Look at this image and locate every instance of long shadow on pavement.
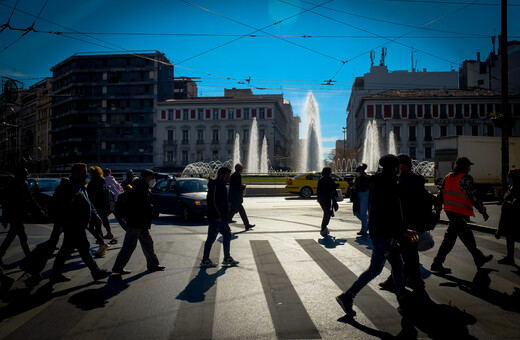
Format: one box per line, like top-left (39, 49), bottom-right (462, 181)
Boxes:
top-left (176, 267), bottom-right (228, 303)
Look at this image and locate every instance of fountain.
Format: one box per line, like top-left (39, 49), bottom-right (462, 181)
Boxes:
top-left (260, 136), bottom-right (269, 174)
top-left (361, 120), bottom-right (381, 172)
top-left (233, 133), bottom-right (241, 170)
top-left (247, 117), bottom-right (260, 173)
top-left (388, 130), bottom-right (397, 155)
top-left (299, 92), bottom-right (324, 172)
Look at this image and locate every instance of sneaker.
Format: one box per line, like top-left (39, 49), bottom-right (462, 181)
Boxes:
top-left (92, 268), bottom-right (111, 281)
top-left (357, 231), bottom-right (368, 236)
top-left (430, 262), bottom-right (451, 274)
top-left (200, 259), bottom-right (217, 268)
top-left (94, 243), bottom-right (110, 256)
top-left (378, 277), bottom-right (395, 292)
top-left (336, 292), bottom-right (356, 316)
top-left (103, 232), bottom-right (114, 240)
top-left (245, 224), bottom-right (255, 231)
top-left (148, 265), bottom-right (165, 271)
top-left (50, 274), bottom-right (71, 283)
top-left (320, 227), bottom-right (330, 237)
top-left (222, 257), bottom-right (240, 266)
top-left (476, 254), bottom-right (493, 268)
top-left (497, 256), bottom-right (516, 265)
top-left (112, 268), bottom-right (131, 275)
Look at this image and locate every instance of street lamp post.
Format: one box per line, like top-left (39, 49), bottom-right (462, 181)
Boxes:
top-left (272, 121), bottom-right (276, 169)
top-left (342, 127), bottom-right (347, 159)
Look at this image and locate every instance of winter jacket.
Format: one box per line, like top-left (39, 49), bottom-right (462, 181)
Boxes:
top-left (317, 176), bottom-right (338, 205)
top-left (207, 178), bottom-right (229, 220)
top-left (228, 172), bottom-right (245, 204)
top-left (87, 176), bottom-right (109, 215)
top-left (125, 179), bottom-right (153, 229)
top-left (367, 170), bottom-right (404, 238)
top-left (2, 177), bottom-right (41, 221)
top-left (398, 171), bottom-right (435, 232)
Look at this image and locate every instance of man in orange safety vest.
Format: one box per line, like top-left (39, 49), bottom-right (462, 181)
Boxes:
top-left (430, 157), bottom-right (492, 274)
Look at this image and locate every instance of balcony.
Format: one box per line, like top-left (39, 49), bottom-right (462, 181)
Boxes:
top-left (163, 140), bottom-right (177, 146)
top-left (424, 136), bottom-right (432, 141)
top-left (408, 136), bottom-right (417, 141)
top-left (197, 139), bottom-right (205, 144)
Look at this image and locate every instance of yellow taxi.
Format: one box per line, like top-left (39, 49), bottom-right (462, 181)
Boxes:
top-left (285, 172), bottom-right (349, 198)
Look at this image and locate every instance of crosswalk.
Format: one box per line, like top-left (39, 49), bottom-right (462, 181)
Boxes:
top-left (0, 223), bottom-right (519, 339)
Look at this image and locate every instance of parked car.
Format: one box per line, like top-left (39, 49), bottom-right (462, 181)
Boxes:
top-left (285, 172), bottom-right (349, 198)
top-left (27, 178), bottom-right (62, 219)
top-left (151, 177), bottom-right (208, 221)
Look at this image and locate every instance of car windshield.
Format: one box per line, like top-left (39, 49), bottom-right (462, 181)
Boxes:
top-left (38, 180), bottom-right (60, 192)
top-left (178, 179), bottom-right (208, 193)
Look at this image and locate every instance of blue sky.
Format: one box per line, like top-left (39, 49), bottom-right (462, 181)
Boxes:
top-left (1, 0), bottom-right (519, 157)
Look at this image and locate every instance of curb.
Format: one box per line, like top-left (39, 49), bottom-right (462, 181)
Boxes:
top-left (439, 219), bottom-right (497, 235)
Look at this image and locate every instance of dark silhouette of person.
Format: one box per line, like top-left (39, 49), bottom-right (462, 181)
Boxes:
top-left (317, 167), bottom-right (339, 237)
top-left (87, 166), bottom-right (113, 240)
top-left (112, 169), bottom-right (164, 274)
top-left (336, 155), bottom-right (408, 317)
top-left (431, 157), bottom-right (492, 274)
top-left (228, 163), bottom-right (255, 231)
top-left (352, 163), bottom-right (370, 236)
top-left (495, 168), bottom-right (520, 266)
top-left (0, 167), bottom-right (43, 268)
top-left (201, 167), bottom-right (239, 267)
top-left (49, 163), bottom-right (111, 283)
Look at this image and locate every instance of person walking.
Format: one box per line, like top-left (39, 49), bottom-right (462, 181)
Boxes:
top-left (49, 163), bottom-right (111, 283)
top-left (431, 157), bottom-right (492, 274)
top-left (336, 155), bottom-right (408, 317)
top-left (0, 167), bottom-right (44, 268)
top-left (352, 163), bottom-right (370, 236)
top-left (112, 169), bottom-right (164, 274)
top-left (495, 168), bottom-right (520, 266)
top-left (200, 167), bottom-right (239, 267)
top-left (103, 168), bottom-right (124, 230)
top-left (228, 163), bottom-right (255, 231)
top-left (121, 170), bottom-right (136, 191)
top-left (87, 166), bottom-right (113, 240)
top-left (317, 167), bottom-right (339, 237)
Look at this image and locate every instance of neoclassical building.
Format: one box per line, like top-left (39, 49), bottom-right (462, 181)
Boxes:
top-left (156, 88), bottom-right (300, 171)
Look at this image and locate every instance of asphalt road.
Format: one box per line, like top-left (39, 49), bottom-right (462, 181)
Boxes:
top-left (0, 197), bottom-right (519, 339)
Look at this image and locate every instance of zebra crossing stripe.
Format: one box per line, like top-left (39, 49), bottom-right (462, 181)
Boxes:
top-left (297, 239), bottom-right (403, 335)
top-left (250, 240), bottom-right (321, 339)
top-left (170, 241), bottom-right (222, 339)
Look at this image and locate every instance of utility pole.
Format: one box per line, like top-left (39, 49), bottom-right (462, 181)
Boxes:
top-left (501, 0), bottom-right (510, 191)
top-left (342, 126), bottom-right (347, 159)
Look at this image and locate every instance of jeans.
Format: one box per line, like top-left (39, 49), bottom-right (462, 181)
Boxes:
top-left (51, 227), bottom-right (99, 276)
top-left (112, 227), bottom-right (159, 271)
top-left (203, 219), bottom-right (232, 260)
top-left (349, 237), bottom-right (405, 297)
top-left (0, 218), bottom-right (31, 259)
top-left (354, 190), bottom-right (369, 233)
top-left (319, 200), bottom-right (333, 229)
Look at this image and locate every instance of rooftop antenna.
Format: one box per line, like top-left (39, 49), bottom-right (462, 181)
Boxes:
top-left (379, 47), bottom-right (387, 66)
top-left (370, 50), bottom-right (375, 67)
top-left (411, 48), bottom-right (415, 72)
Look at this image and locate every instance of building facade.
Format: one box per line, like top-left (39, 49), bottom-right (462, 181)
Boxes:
top-left (50, 51), bottom-right (174, 172)
top-left (156, 88), bottom-right (299, 171)
top-left (351, 89), bottom-right (520, 161)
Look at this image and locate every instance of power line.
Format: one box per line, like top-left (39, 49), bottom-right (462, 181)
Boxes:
top-left (384, 0), bottom-right (520, 5)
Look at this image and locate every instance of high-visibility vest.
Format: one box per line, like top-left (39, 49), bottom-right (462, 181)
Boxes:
top-left (443, 173), bottom-right (474, 216)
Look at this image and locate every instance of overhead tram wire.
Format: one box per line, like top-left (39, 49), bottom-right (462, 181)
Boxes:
top-left (298, 0), bottom-right (491, 37)
top-left (178, 0), bottom-right (344, 65)
top-left (383, 0), bottom-right (520, 6)
top-left (281, 0), bottom-right (482, 82)
top-left (0, 0), bottom-right (19, 33)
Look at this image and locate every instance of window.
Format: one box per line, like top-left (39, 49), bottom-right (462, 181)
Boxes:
top-left (243, 129), bottom-right (249, 142)
top-left (182, 129), bottom-right (189, 143)
top-left (244, 108), bottom-right (250, 120)
top-left (212, 150), bottom-right (219, 161)
top-left (183, 109), bottom-right (189, 120)
top-left (392, 104), bottom-right (400, 119)
top-left (409, 126), bottom-right (416, 141)
top-left (472, 125), bottom-right (479, 136)
top-left (375, 105), bottom-right (382, 119)
top-left (367, 105), bottom-right (374, 118)
top-left (213, 109), bottom-right (219, 120)
top-left (182, 151), bottom-right (188, 163)
top-left (228, 129), bottom-right (234, 142)
top-left (424, 126), bottom-right (432, 140)
top-left (425, 147), bottom-right (432, 159)
top-left (198, 109), bottom-right (204, 120)
top-left (259, 108), bottom-right (265, 119)
top-left (393, 126), bottom-right (401, 141)
top-left (471, 104), bottom-right (478, 118)
top-left (197, 129), bottom-right (204, 142)
top-left (228, 109), bottom-right (235, 119)
top-left (167, 151), bottom-right (174, 162)
top-left (456, 126), bottom-right (463, 136)
top-left (479, 103), bottom-right (486, 117)
top-left (408, 104), bottom-right (416, 118)
top-left (168, 109), bottom-right (174, 120)
top-left (212, 129), bottom-right (219, 142)
top-left (197, 150), bottom-right (204, 161)
top-left (440, 104), bottom-right (447, 118)
top-left (456, 104), bottom-right (463, 118)
top-left (440, 125), bottom-right (447, 137)
top-left (167, 129), bottom-right (174, 141)
top-left (409, 147), bottom-right (416, 159)
top-left (384, 105), bottom-right (391, 118)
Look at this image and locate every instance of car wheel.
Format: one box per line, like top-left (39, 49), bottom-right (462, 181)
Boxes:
top-left (182, 205), bottom-right (190, 221)
top-left (300, 186), bottom-right (313, 198)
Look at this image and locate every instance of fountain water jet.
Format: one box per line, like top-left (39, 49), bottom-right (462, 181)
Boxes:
top-left (388, 130), bottom-right (397, 155)
top-left (233, 133), bottom-right (241, 169)
top-left (247, 117), bottom-right (260, 173)
top-left (260, 136), bottom-right (268, 174)
top-left (299, 92), bottom-right (324, 172)
top-left (361, 120), bottom-right (381, 172)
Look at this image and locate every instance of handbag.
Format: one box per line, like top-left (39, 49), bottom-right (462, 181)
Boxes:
top-left (417, 231), bottom-right (435, 251)
top-left (335, 188), bottom-right (344, 202)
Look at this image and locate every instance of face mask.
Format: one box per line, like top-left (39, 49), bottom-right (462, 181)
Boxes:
top-left (355, 172), bottom-right (361, 177)
top-left (148, 179), bottom-right (156, 188)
